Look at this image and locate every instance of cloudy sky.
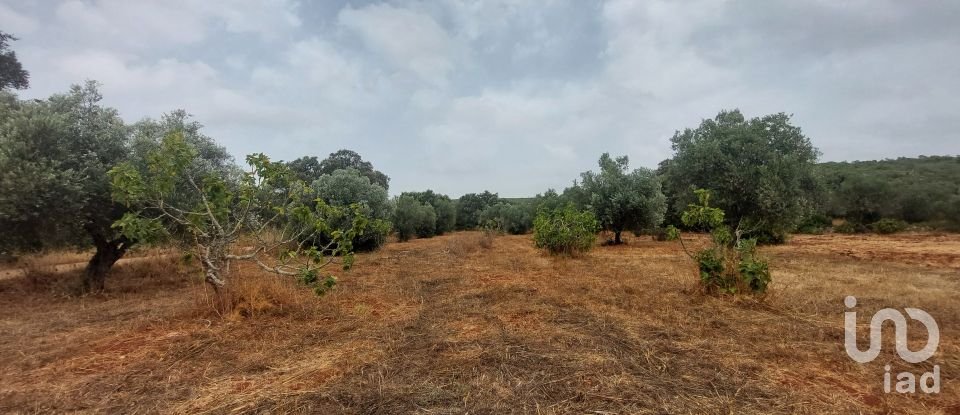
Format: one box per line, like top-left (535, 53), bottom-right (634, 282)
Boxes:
top-left (3, 1), bottom-right (958, 196)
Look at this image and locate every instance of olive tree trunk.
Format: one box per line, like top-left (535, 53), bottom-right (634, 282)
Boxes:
top-left (82, 233), bottom-right (132, 292)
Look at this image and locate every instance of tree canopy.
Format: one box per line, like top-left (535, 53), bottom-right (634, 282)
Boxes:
top-left (311, 168), bottom-right (393, 251)
top-left (817, 156), bottom-right (960, 228)
top-left (0, 32), bottom-right (29, 91)
top-left (0, 82), bottom-right (130, 289)
top-left (660, 110), bottom-right (820, 243)
top-left (288, 149), bottom-right (390, 190)
top-left (479, 202), bottom-right (533, 235)
top-left (456, 191), bottom-right (500, 230)
top-left (111, 133), bottom-right (364, 294)
top-left (393, 195), bottom-right (436, 241)
top-left (575, 153), bottom-right (667, 244)
top-left (403, 190), bottom-right (457, 235)
top-left (0, 82), bottom-right (237, 290)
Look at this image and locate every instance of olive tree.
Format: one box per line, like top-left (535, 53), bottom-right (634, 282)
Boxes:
top-left (287, 149), bottom-right (389, 190)
top-left (479, 202), bottom-right (533, 235)
top-left (828, 173), bottom-right (896, 225)
top-left (311, 168), bottom-right (392, 251)
top-left (393, 195), bottom-right (436, 241)
top-left (404, 190), bottom-right (457, 235)
top-left (110, 132), bottom-right (365, 294)
top-left (285, 155), bottom-right (323, 184)
top-left (456, 191), bottom-right (499, 230)
top-left (662, 110), bottom-right (820, 243)
top-left (575, 153), bottom-right (667, 244)
top-left (0, 82), bottom-right (131, 290)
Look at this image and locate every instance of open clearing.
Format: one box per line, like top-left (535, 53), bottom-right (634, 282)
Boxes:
top-left (0, 233), bottom-right (957, 414)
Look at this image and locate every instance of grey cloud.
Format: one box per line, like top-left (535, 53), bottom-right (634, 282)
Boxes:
top-left (2, 0), bottom-right (957, 197)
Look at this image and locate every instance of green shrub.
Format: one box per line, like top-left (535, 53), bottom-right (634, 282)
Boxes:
top-left (667, 189), bottom-right (771, 295)
top-left (949, 196), bottom-right (960, 231)
top-left (650, 227), bottom-right (670, 241)
top-left (393, 195), bottom-right (436, 242)
top-left (533, 205), bottom-right (599, 256)
top-left (872, 218), bottom-right (907, 234)
top-left (796, 213), bottom-right (831, 234)
top-left (479, 202), bottom-right (532, 235)
top-left (834, 221), bottom-right (868, 234)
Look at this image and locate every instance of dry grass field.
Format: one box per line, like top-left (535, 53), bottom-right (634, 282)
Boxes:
top-left (0, 232), bottom-right (957, 414)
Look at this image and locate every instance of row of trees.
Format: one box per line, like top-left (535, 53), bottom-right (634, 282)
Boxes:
top-left (0, 79), bottom-right (408, 292)
top-left (817, 156), bottom-right (960, 231)
top-left (0, 78), bottom-right (478, 291)
top-left (1, 30), bottom-right (956, 295)
top-left (463, 113), bottom-right (959, 243)
top-left (2, 80), bottom-right (949, 292)
top-left (521, 110), bottom-right (818, 249)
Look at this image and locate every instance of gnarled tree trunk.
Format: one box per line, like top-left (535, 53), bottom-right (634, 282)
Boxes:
top-left (200, 241), bottom-right (230, 293)
top-left (82, 233), bottom-right (132, 292)
top-left (614, 230), bottom-right (623, 245)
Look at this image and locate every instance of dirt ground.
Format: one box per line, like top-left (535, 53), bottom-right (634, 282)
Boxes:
top-left (0, 232), bottom-right (957, 414)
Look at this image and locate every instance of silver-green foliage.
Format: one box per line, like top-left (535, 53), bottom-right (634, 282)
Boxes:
top-left (479, 202), bottom-right (532, 235)
top-left (393, 195), bottom-right (436, 241)
top-left (662, 110), bottom-right (820, 243)
top-left (312, 168), bottom-right (392, 251)
top-left (575, 153), bottom-right (667, 244)
top-left (0, 83), bottom-right (139, 290)
top-left (404, 190), bottom-right (457, 235)
top-left (0, 32), bottom-right (29, 91)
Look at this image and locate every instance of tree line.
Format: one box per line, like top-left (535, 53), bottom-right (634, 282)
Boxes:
top-left (1, 31), bottom-right (958, 294)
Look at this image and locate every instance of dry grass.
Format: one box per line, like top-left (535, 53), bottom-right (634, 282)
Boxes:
top-left (0, 246), bottom-right (174, 271)
top-left (444, 231), bottom-right (495, 256)
top-left (0, 246), bottom-right (177, 283)
top-left (0, 232), bottom-right (958, 414)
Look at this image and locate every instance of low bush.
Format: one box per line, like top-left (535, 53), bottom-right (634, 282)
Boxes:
top-left (650, 227), bottom-right (670, 241)
top-left (796, 213), bottom-right (832, 234)
top-left (533, 205), bottom-right (598, 256)
top-left (834, 221), bottom-right (868, 234)
top-left (950, 196), bottom-right (960, 228)
top-left (667, 189), bottom-right (771, 295)
top-left (872, 218), bottom-right (908, 234)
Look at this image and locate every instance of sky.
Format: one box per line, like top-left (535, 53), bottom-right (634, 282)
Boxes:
top-left (2, 0), bottom-right (959, 197)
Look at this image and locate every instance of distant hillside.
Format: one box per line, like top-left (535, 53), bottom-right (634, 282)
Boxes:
top-left (819, 155), bottom-right (960, 186)
top-left (817, 155), bottom-right (960, 226)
